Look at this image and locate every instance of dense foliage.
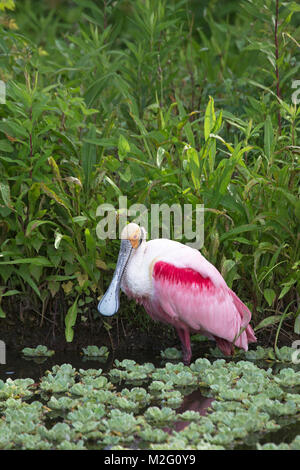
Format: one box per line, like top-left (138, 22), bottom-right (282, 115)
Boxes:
top-left (0, 0), bottom-right (299, 346)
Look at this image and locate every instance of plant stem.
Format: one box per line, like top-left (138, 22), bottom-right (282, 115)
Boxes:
top-left (274, 0), bottom-right (281, 135)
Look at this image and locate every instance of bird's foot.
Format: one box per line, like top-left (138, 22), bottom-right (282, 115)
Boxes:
top-left (182, 349), bottom-right (192, 366)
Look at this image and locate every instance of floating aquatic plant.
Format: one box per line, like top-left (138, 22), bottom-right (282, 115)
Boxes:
top-left (21, 345), bottom-right (55, 357)
top-left (138, 426), bottom-right (169, 443)
top-left (160, 347), bottom-right (182, 360)
top-left (178, 410), bottom-right (203, 422)
top-left (274, 368), bottom-right (300, 387)
top-left (161, 390), bottom-right (183, 409)
top-left (104, 409), bottom-right (140, 435)
top-left (257, 436), bottom-right (300, 451)
top-left (38, 422), bottom-right (75, 442)
top-left (40, 373), bottom-right (75, 393)
top-left (111, 396), bottom-right (138, 413)
top-left (47, 396), bottom-right (78, 411)
top-left (144, 406), bottom-right (176, 426)
top-left (274, 347), bottom-right (298, 363)
top-left (109, 360), bottom-right (155, 385)
top-left (120, 387), bottom-right (151, 408)
top-left (82, 346), bottom-right (109, 358)
top-left (82, 375), bottom-right (113, 390)
top-left (78, 368), bottom-right (103, 377)
top-left (1, 351), bottom-right (300, 450)
top-left (244, 346), bottom-right (275, 361)
top-left (56, 440), bottom-right (86, 450)
top-left (40, 363), bottom-right (76, 393)
top-left (0, 378), bottom-right (34, 400)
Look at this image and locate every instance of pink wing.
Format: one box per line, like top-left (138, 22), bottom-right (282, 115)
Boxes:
top-left (147, 260), bottom-right (256, 353)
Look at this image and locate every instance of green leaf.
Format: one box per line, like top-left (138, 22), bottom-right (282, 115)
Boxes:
top-left (156, 147), bottom-right (165, 168)
top-left (0, 139), bottom-right (13, 152)
top-left (40, 183), bottom-right (71, 215)
top-left (204, 96), bottom-right (216, 141)
top-left (264, 115), bottom-right (273, 160)
top-left (81, 124), bottom-right (97, 191)
top-left (186, 147), bottom-right (200, 190)
top-left (119, 165), bottom-right (131, 183)
top-left (85, 228), bottom-right (96, 259)
top-left (263, 288), bottom-right (276, 307)
top-left (17, 266), bottom-right (41, 299)
top-left (118, 135), bottom-right (130, 161)
top-left (0, 0), bottom-right (15, 12)
top-left (279, 280), bottom-right (296, 299)
top-left (0, 181), bottom-right (12, 208)
top-left (104, 176), bottom-right (122, 196)
top-left (255, 315), bottom-right (282, 331)
top-left (219, 224), bottom-right (260, 242)
top-left (72, 216), bottom-right (88, 225)
top-left (25, 220), bottom-right (55, 237)
top-left (0, 257), bottom-right (52, 266)
top-left (294, 313), bottom-right (300, 335)
top-left (65, 297), bottom-right (79, 342)
top-left (0, 305), bottom-right (5, 318)
top-left (1, 289), bottom-right (21, 297)
top-left (175, 93), bottom-right (195, 147)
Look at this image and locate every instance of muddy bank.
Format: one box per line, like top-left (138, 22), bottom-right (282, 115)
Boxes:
top-left (0, 299), bottom-right (296, 357)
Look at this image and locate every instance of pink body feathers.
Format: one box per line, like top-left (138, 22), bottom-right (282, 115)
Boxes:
top-left (118, 231), bottom-right (256, 365)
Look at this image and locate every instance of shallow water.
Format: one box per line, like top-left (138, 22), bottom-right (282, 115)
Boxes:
top-left (0, 347), bottom-right (161, 381)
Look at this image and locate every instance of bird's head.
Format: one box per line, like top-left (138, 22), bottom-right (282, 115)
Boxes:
top-left (97, 223), bottom-right (146, 317)
top-left (120, 222), bottom-right (146, 249)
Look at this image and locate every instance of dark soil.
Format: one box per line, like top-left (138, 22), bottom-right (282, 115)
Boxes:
top-left (0, 298), bottom-right (297, 356)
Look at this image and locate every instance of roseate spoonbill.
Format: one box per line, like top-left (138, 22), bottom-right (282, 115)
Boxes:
top-left (98, 223), bottom-right (256, 364)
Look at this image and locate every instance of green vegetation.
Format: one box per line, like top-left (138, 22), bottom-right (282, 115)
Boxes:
top-left (0, 352), bottom-right (299, 450)
top-left (82, 345), bottom-right (109, 358)
top-left (21, 344), bottom-right (54, 356)
top-left (0, 0), bottom-right (299, 346)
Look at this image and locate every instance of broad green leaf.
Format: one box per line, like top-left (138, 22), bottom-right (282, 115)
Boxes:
top-left (0, 139), bottom-right (13, 152)
top-left (118, 134), bottom-right (130, 161)
top-left (0, 181), bottom-right (12, 208)
top-left (65, 297), bottom-right (79, 342)
top-left (263, 288), bottom-right (276, 306)
top-left (254, 315), bottom-right (282, 331)
top-left (204, 96), bottom-right (216, 141)
top-left (0, 0), bottom-right (15, 12)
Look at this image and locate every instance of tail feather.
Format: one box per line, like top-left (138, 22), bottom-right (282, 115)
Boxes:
top-left (229, 288), bottom-right (252, 328)
top-left (215, 289), bottom-right (257, 354)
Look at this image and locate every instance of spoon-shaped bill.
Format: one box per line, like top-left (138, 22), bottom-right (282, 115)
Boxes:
top-left (97, 239), bottom-right (132, 316)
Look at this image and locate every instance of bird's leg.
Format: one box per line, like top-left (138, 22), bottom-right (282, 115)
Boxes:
top-left (176, 328), bottom-right (192, 365)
